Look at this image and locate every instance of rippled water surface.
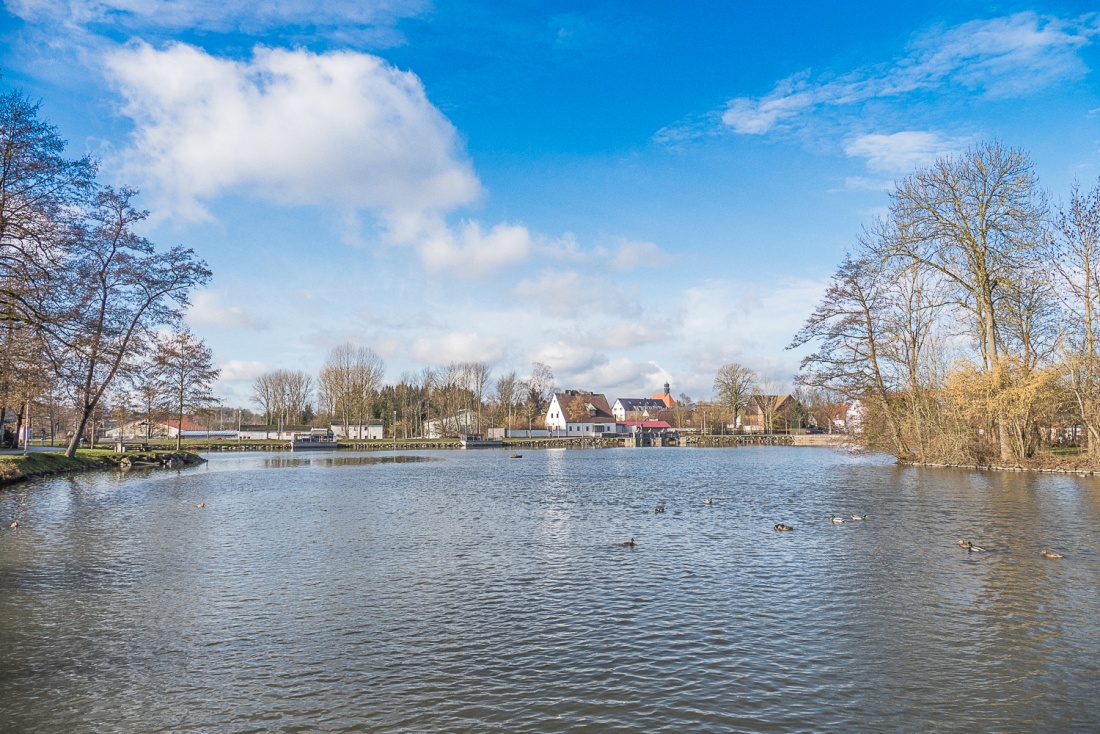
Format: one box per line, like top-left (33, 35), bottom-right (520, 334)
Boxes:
top-left (2, 447), bottom-right (1100, 732)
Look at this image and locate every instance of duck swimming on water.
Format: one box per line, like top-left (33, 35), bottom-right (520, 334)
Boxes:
top-left (774, 523), bottom-right (794, 532)
top-left (621, 538), bottom-right (636, 547)
top-left (654, 505), bottom-right (666, 514)
top-left (828, 515), bottom-right (844, 523)
top-left (1041, 549), bottom-right (1064, 559)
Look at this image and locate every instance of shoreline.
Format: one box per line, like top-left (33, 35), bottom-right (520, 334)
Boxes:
top-left (898, 459), bottom-right (1100, 477)
top-left (0, 450), bottom-right (206, 489)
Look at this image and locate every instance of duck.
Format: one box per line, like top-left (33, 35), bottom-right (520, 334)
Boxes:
top-left (509, 454), bottom-right (522, 459)
top-left (774, 523), bottom-right (794, 532)
top-left (621, 538), bottom-right (636, 547)
top-left (957, 539), bottom-right (969, 548)
top-left (196, 502), bottom-right (205, 509)
top-left (9, 521), bottom-right (17, 529)
top-left (1041, 549), bottom-right (1064, 559)
top-left (703, 498), bottom-right (715, 505)
top-left (965, 542), bottom-right (986, 552)
top-left (654, 505), bottom-right (666, 514)
top-left (850, 514), bottom-right (867, 521)
top-left (828, 515), bottom-right (844, 523)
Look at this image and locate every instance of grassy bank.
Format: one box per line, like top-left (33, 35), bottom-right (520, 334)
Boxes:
top-left (0, 450), bottom-right (205, 488)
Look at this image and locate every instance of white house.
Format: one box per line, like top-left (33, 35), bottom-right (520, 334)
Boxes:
top-left (612, 397), bottom-right (667, 421)
top-left (423, 409), bottom-right (476, 439)
top-left (545, 391), bottom-right (619, 437)
top-left (331, 422), bottom-right (385, 440)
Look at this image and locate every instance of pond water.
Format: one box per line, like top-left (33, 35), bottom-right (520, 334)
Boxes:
top-left (2, 447), bottom-right (1099, 732)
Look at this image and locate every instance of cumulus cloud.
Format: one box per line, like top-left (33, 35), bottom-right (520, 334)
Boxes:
top-left (408, 332), bottom-right (507, 364)
top-left (105, 42), bottom-right (481, 221)
top-left (218, 359), bottom-right (267, 382)
top-left (409, 218), bottom-right (533, 278)
top-left (186, 290), bottom-right (269, 330)
top-left (571, 358), bottom-right (668, 393)
top-left (691, 12), bottom-right (1100, 138)
top-left (529, 341), bottom-right (601, 374)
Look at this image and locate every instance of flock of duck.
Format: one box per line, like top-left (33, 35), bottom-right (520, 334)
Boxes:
top-left (619, 499), bottom-right (1068, 559)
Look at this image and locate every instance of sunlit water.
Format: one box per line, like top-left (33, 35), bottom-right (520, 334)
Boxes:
top-left (2, 447), bottom-right (1099, 732)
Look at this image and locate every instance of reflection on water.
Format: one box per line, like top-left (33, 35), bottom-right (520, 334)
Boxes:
top-left (260, 454), bottom-right (437, 469)
top-left (1, 447), bottom-right (1099, 732)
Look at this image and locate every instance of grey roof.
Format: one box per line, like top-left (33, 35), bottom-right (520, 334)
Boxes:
top-left (616, 398), bottom-right (667, 411)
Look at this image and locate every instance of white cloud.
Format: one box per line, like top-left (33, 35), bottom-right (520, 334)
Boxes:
top-left (607, 237), bottom-right (670, 271)
top-left (408, 332), bottom-right (507, 364)
top-left (679, 276), bottom-right (830, 386)
top-left (106, 42), bottom-right (481, 221)
top-left (529, 341), bottom-right (601, 374)
top-left (410, 218), bottom-right (533, 278)
top-left (598, 323), bottom-right (669, 349)
top-left (713, 12), bottom-right (1100, 136)
top-left (844, 131), bottom-right (972, 173)
top-left (511, 271), bottom-right (591, 316)
top-left (186, 290), bottom-right (269, 330)
top-left (218, 359), bottom-right (267, 382)
top-left (572, 358), bottom-right (666, 393)
top-left (721, 73), bottom-right (815, 134)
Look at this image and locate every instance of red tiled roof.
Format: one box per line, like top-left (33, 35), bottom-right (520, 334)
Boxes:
top-left (620, 420), bottom-right (672, 429)
top-left (164, 418), bottom-right (206, 432)
top-left (651, 392), bottom-right (677, 408)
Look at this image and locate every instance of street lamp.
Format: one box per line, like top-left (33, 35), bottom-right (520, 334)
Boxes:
top-left (393, 410), bottom-right (397, 452)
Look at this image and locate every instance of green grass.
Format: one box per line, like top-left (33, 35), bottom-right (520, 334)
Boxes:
top-left (1, 449), bottom-right (204, 487)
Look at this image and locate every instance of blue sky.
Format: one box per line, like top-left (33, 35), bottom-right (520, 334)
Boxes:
top-left (2, 1), bottom-right (1099, 406)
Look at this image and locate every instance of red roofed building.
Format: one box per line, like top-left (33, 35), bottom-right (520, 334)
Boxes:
top-left (651, 382), bottom-right (677, 408)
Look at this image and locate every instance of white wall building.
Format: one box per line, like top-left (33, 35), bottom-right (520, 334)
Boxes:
top-left (331, 423), bottom-right (385, 440)
top-left (545, 391), bottom-right (619, 437)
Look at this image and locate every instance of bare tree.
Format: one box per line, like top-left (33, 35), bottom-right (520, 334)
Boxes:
top-left (1047, 179), bottom-right (1100, 454)
top-left (790, 253), bottom-right (906, 454)
top-left (0, 90), bottom-right (96, 328)
top-left (44, 188), bottom-right (210, 457)
top-left (886, 141), bottom-right (1047, 460)
top-left (153, 327), bottom-right (220, 450)
top-left (319, 343), bottom-right (385, 433)
top-left (713, 363), bottom-right (756, 431)
top-left (253, 369), bottom-right (315, 425)
top-left (521, 362), bottom-right (555, 431)
top-left (467, 361), bottom-right (491, 432)
top-left (494, 371), bottom-right (518, 429)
